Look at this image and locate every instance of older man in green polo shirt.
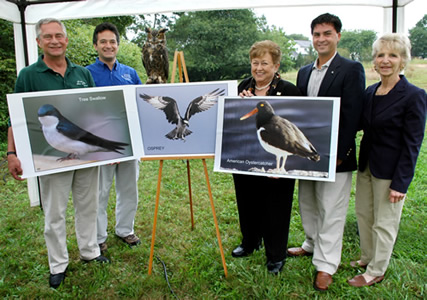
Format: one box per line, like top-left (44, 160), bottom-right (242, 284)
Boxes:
top-left (7, 18), bottom-right (109, 289)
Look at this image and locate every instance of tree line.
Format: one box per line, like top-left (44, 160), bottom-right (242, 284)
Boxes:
top-left (1, 11), bottom-right (426, 143)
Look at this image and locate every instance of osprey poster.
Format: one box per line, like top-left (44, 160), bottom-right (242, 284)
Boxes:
top-left (214, 96), bottom-right (340, 181)
top-left (7, 86), bottom-right (142, 178)
top-left (136, 81), bottom-right (237, 158)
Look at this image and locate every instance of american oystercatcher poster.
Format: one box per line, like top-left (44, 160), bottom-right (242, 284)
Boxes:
top-left (214, 96), bottom-right (340, 181)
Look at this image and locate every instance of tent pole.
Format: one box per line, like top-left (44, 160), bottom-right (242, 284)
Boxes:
top-left (392, 0), bottom-right (398, 33)
top-left (17, 0), bottom-right (30, 66)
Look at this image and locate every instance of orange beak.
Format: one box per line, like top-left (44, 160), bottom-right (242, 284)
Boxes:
top-left (240, 107), bottom-right (258, 120)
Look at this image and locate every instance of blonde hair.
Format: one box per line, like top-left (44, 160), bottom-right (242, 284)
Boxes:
top-left (249, 40), bottom-right (281, 65)
top-left (372, 33), bottom-right (411, 69)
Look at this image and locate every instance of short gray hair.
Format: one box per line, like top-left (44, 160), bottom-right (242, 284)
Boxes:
top-left (36, 18), bottom-right (67, 39)
top-left (372, 33), bottom-right (411, 69)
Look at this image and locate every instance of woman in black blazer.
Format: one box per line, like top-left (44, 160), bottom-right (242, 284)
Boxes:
top-left (348, 33), bottom-right (426, 287)
top-left (231, 40), bottom-right (301, 274)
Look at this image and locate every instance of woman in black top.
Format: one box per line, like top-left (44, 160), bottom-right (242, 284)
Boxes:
top-left (231, 40), bottom-right (301, 274)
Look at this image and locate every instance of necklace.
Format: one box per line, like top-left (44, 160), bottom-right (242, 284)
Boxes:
top-left (255, 80), bottom-right (272, 90)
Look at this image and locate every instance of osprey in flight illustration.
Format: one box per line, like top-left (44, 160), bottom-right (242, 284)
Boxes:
top-left (139, 88), bottom-right (224, 140)
top-left (240, 100), bottom-right (320, 173)
top-left (38, 104), bottom-right (128, 161)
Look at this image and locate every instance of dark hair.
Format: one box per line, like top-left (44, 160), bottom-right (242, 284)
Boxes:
top-left (311, 13), bottom-right (342, 34)
top-left (93, 22), bottom-right (120, 45)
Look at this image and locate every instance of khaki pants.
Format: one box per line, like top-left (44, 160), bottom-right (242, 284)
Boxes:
top-left (355, 166), bottom-right (405, 277)
top-left (97, 160), bottom-right (139, 243)
top-left (298, 172), bottom-right (353, 275)
top-left (40, 167), bottom-right (100, 274)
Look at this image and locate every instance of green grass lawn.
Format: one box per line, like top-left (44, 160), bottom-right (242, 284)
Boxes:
top-left (0, 61), bottom-right (425, 298)
top-left (0, 152), bottom-right (425, 299)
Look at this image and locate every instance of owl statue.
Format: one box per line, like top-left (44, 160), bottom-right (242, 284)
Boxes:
top-left (142, 27), bottom-right (169, 84)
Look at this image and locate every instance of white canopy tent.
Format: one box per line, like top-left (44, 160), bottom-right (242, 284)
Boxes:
top-left (0, 0), bottom-right (416, 72)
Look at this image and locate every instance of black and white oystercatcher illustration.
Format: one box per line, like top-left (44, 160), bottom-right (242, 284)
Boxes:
top-left (240, 100), bottom-right (320, 172)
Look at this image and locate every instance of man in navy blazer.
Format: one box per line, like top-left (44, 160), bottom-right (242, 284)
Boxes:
top-left (287, 13), bottom-right (365, 291)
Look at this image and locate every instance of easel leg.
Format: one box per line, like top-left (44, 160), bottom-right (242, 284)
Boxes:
top-left (186, 160), bottom-right (195, 230)
top-left (202, 159), bottom-right (228, 277)
top-left (148, 160), bottom-right (164, 275)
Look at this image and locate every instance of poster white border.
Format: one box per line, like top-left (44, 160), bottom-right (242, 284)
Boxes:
top-left (7, 85), bottom-right (142, 178)
top-left (214, 96), bottom-right (340, 181)
top-left (136, 80), bottom-right (237, 159)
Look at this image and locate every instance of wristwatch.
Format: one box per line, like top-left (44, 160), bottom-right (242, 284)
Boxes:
top-left (7, 151), bottom-right (17, 156)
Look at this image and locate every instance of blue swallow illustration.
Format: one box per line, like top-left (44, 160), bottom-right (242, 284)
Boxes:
top-left (37, 104), bottom-right (128, 161)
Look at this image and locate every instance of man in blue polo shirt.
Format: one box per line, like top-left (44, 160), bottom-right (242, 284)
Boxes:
top-left (86, 22), bottom-right (142, 252)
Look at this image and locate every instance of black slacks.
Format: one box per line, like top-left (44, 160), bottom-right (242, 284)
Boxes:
top-left (233, 173), bottom-right (295, 262)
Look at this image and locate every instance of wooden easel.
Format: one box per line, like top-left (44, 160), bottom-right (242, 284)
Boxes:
top-left (171, 51), bottom-right (189, 83)
top-left (146, 51), bottom-right (227, 277)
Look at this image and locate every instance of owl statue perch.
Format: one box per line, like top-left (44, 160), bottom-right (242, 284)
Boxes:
top-left (142, 27), bottom-right (169, 84)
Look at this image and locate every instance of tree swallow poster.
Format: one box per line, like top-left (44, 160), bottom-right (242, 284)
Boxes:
top-left (17, 88), bottom-right (135, 175)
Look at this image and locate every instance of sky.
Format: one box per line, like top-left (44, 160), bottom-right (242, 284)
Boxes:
top-left (253, 0), bottom-right (426, 39)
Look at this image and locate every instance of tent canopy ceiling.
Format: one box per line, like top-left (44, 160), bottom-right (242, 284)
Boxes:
top-left (0, 0), bottom-right (415, 24)
top-left (0, 0), bottom-right (416, 71)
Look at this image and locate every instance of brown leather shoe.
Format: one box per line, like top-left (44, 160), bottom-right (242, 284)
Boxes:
top-left (118, 234), bottom-right (141, 246)
top-left (99, 242), bottom-right (107, 252)
top-left (348, 274), bottom-right (384, 287)
top-left (287, 247), bottom-right (313, 257)
top-left (314, 271), bottom-right (333, 291)
top-left (350, 260), bottom-right (367, 269)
